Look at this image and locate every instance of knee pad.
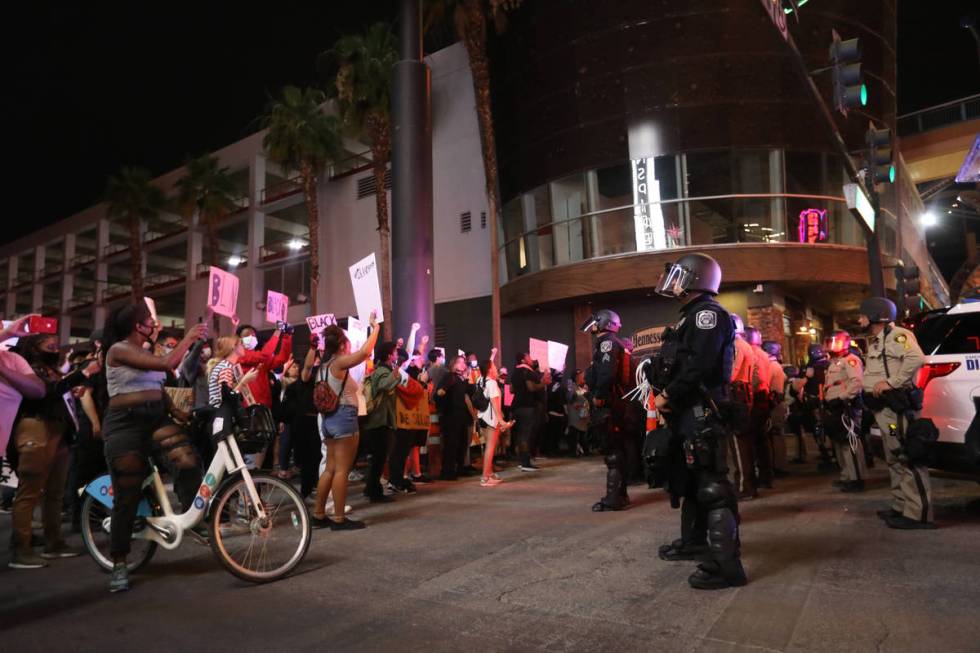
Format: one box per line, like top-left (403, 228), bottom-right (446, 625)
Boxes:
top-left (697, 479), bottom-right (736, 512)
top-left (707, 507), bottom-right (739, 559)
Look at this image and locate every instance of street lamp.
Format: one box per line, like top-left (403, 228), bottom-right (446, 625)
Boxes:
top-left (919, 211), bottom-right (938, 228)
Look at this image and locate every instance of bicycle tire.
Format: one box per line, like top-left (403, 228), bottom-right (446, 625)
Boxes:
top-left (208, 472), bottom-right (311, 583)
top-left (80, 494), bottom-right (158, 573)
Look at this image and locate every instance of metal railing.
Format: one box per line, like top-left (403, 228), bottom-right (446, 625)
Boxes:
top-left (260, 238), bottom-right (309, 263)
top-left (897, 93), bottom-right (980, 136)
top-left (497, 192), bottom-right (860, 281)
top-left (261, 176), bottom-right (304, 204)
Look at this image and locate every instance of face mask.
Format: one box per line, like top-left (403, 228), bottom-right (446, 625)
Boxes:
top-left (162, 346), bottom-right (174, 355)
top-left (242, 335), bottom-right (258, 351)
top-left (202, 348), bottom-right (212, 359)
top-left (469, 360), bottom-right (478, 368)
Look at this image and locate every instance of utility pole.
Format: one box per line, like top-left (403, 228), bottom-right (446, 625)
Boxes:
top-left (759, 0), bottom-right (885, 297)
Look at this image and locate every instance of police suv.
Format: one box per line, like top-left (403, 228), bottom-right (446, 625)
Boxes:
top-left (911, 299), bottom-right (980, 477)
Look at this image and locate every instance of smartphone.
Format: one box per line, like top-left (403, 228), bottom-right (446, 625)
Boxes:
top-left (27, 316), bottom-right (58, 335)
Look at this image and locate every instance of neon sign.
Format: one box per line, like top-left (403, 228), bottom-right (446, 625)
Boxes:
top-left (798, 208), bottom-right (827, 243)
top-left (631, 158), bottom-right (666, 251)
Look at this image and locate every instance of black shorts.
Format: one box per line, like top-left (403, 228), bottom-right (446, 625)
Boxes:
top-left (102, 401), bottom-right (178, 463)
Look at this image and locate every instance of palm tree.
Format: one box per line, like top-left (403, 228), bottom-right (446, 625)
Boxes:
top-left (175, 154), bottom-right (239, 268)
top-left (424, 0), bottom-right (521, 354)
top-left (328, 23), bottom-right (398, 339)
top-left (261, 85), bottom-right (343, 314)
top-left (105, 166), bottom-right (166, 301)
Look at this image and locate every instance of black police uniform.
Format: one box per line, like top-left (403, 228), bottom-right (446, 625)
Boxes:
top-left (648, 294), bottom-right (747, 588)
top-left (585, 330), bottom-right (632, 510)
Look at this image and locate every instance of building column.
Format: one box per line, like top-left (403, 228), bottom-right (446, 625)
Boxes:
top-left (31, 245), bottom-right (44, 311)
top-left (746, 285), bottom-right (787, 353)
top-left (246, 154), bottom-right (267, 327)
top-left (93, 218), bottom-right (110, 331)
top-left (5, 257), bottom-right (16, 316)
top-left (60, 234), bottom-right (76, 344)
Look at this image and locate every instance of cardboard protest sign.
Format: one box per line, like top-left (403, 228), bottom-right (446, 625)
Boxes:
top-left (395, 388), bottom-right (430, 430)
top-left (208, 267), bottom-right (240, 319)
top-left (547, 341), bottom-right (569, 373)
top-left (348, 253), bottom-right (384, 323)
top-left (265, 290), bottom-right (289, 324)
top-left (305, 313), bottom-right (337, 335)
top-left (345, 316), bottom-right (368, 383)
top-left (529, 338), bottom-right (549, 370)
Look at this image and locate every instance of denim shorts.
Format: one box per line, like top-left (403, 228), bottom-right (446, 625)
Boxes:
top-left (320, 404), bottom-right (358, 440)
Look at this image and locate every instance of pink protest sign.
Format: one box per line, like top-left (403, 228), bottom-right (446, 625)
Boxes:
top-left (207, 267), bottom-right (240, 319)
top-left (266, 290), bottom-right (289, 324)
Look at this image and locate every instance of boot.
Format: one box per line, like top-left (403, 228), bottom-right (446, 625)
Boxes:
top-left (688, 558), bottom-right (747, 589)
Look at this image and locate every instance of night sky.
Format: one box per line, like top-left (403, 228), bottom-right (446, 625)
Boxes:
top-left (4, 1), bottom-right (979, 276)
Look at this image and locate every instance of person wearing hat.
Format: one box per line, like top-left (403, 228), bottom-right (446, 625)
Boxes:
top-left (820, 330), bottom-right (867, 492)
top-left (859, 297), bottom-right (934, 529)
top-left (643, 252), bottom-right (747, 589)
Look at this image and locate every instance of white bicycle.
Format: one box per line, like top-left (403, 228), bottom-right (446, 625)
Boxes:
top-left (80, 392), bottom-right (312, 583)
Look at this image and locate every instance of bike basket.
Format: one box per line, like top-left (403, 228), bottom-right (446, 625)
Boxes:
top-left (237, 404), bottom-right (276, 454)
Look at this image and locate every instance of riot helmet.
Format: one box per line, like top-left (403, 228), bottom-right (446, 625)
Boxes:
top-left (807, 343), bottom-right (828, 364)
top-left (825, 330), bottom-right (851, 356)
top-left (761, 340), bottom-right (782, 361)
top-left (580, 308), bottom-right (621, 333)
top-left (859, 297), bottom-right (897, 324)
top-left (744, 326), bottom-right (762, 347)
top-left (654, 252), bottom-right (722, 298)
top-left (731, 314), bottom-right (745, 335)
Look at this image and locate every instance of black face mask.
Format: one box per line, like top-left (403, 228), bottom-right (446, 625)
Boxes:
top-left (39, 351), bottom-right (60, 367)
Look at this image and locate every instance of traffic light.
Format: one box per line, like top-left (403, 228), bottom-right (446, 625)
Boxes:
top-left (866, 124), bottom-right (895, 185)
top-left (829, 31), bottom-right (865, 116)
top-left (895, 264), bottom-right (923, 316)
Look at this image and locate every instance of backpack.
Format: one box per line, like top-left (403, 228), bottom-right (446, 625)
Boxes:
top-left (363, 369), bottom-right (393, 415)
top-left (470, 377), bottom-right (491, 413)
top-left (313, 360), bottom-right (347, 416)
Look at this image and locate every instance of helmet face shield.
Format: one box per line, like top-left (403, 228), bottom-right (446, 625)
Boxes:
top-left (654, 263), bottom-right (694, 297)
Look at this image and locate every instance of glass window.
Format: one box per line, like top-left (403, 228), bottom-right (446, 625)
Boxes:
top-left (686, 151), bottom-right (736, 245)
top-left (593, 163), bottom-right (634, 256)
top-left (529, 185), bottom-right (554, 270)
top-left (914, 313), bottom-right (980, 355)
top-left (501, 197), bottom-right (525, 280)
top-left (550, 173), bottom-right (587, 265)
top-left (16, 251), bottom-right (35, 286)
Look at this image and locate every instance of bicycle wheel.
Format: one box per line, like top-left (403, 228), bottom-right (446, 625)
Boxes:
top-left (208, 472), bottom-right (311, 583)
top-left (80, 494), bottom-right (158, 573)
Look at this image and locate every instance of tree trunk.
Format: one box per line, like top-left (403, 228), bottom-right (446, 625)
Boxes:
top-left (369, 113), bottom-right (393, 341)
top-left (301, 162), bottom-right (320, 315)
top-left (205, 212), bottom-right (219, 268)
top-left (129, 215), bottom-right (145, 301)
top-left (461, 3), bottom-right (503, 355)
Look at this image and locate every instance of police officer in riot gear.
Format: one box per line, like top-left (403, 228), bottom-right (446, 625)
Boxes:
top-left (798, 343), bottom-right (834, 468)
top-left (859, 297), bottom-right (934, 529)
top-left (582, 309), bottom-right (634, 511)
top-left (643, 252), bottom-right (747, 589)
top-left (821, 330), bottom-right (867, 492)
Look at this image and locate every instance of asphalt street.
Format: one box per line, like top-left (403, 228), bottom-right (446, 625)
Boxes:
top-left (2, 456), bottom-right (980, 653)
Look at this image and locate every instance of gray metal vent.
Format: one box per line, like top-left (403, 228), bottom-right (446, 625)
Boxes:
top-left (460, 211), bottom-right (472, 233)
top-left (356, 169), bottom-right (392, 199)
top-left (480, 211), bottom-right (487, 229)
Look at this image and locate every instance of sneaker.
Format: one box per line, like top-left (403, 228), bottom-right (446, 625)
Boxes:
top-left (329, 517), bottom-right (366, 531)
top-left (109, 563), bottom-right (130, 593)
top-left (0, 505), bottom-right (11, 514)
top-left (387, 482), bottom-right (409, 495)
top-left (40, 542), bottom-right (85, 559)
top-left (311, 515), bottom-right (333, 530)
top-left (9, 549), bottom-right (48, 569)
top-left (410, 474), bottom-right (432, 484)
top-left (324, 500), bottom-right (353, 515)
top-left (348, 469), bottom-right (365, 482)
top-left (480, 477), bottom-right (502, 487)
top-left (519, 465), bottom-right (539, 472)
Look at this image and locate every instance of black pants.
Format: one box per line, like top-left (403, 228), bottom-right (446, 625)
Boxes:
top-left (545, 415), bottom-right (565, 455)
top-left (291, 415), bottom-right (321, 498)
top-left (595, 409), bottom-right (629, 508)
top-left (66, 431), bottom-right (107, 529)
top-left (388, 429), bottom-right (419, 487)
top-left (440, 418), bottom-right (469, 479)
top-left (512, 406), bottom-right (537, 467)
top-left (363, 426), bottom-right (393, 497)
top-left (748, 392), bottom-right (773, 485)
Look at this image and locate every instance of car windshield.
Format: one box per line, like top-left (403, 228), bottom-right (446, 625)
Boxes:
top-left (913, 311), bottom-right (980, 356)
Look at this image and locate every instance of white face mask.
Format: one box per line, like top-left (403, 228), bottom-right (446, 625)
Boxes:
top-left (162, 346), bottom-right (174, 356)
top-left (242, 335), bottom-right (258, 351)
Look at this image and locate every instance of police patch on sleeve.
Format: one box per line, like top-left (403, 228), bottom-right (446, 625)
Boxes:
top-left (848, 358), bottom-right (857, 367)
top-left (895, 334), bottom-right (907, 344)
top-left (695, 310), bottom-right (717, 330)
top-left (600, 340), bottom-right (613, 353)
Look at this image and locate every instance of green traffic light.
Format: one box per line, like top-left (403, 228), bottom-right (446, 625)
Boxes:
top-left (888, 164), bottom-right (896, 183)
top-left (860, 84), bottom-right (867, 106)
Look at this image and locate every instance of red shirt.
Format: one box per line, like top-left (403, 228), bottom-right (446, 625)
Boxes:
top-left (238, 332), bottom-right (292, 408)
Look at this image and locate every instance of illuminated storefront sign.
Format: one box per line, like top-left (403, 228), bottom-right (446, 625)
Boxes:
top-left (631, 157), bottom-right (666, 252)
top-left (797, 208), bottom-right (827, 243)
top-left (843, 182), bottom-right (876, 232)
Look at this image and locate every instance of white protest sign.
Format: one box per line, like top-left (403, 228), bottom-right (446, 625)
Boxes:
top-left (547, 340), bottom-right (569, 373)
top-left (305, 313), bottom-right (337, 335)
top-left (144, 297), bottom-right (158, 324)
top-left (265, 290), bottom-right (289, 324)
top-left (208, 267), bottom-right (240, 319)
top-left (348, 253), bottom-right (384, 323)
top-left (345, 316), bottom-right (368, 383)
top-left (529, 338), bottom-right (549, 369)
top-left (1, 321), bottom-right (16, 350)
